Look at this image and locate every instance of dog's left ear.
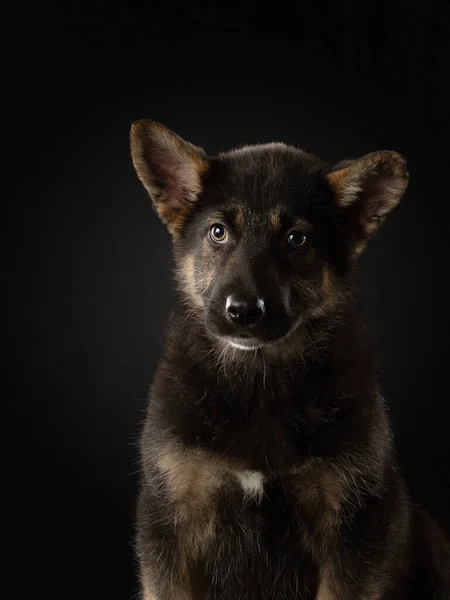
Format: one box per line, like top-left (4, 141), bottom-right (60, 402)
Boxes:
top-left (130, 120), bottom-right (209, 235)
top-left (326, 151), bottom-right (409, 253)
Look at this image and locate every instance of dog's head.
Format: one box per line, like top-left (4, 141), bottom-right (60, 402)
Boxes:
top-left (130, 121), bottom-right (408, 352)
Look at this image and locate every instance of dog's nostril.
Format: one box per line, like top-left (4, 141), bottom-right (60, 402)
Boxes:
top-left (226, 301), bottom-right (241, 319)
top-left (228, 305), bottom-right (240, 318)
top-left (225, 296), bottom-right (265, 327)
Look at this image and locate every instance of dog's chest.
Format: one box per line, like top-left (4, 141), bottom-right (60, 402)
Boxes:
top-left (178, 368), bottom-right (317, 471)
top-left (234, 469), bottom-right (265, 501)
top-left (201, 470), bottom-right (317, 600)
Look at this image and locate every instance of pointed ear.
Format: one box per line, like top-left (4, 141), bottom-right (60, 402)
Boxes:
top-left (130, 120), bottom-right (209, 235)
top-left (326, 151), bottom-right (409, 253)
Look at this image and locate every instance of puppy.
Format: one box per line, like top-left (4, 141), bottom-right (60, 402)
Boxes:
top-left (130, 120), bottom-right (450, 600)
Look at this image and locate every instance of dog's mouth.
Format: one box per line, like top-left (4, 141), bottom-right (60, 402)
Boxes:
top-left (215, 317), bottom-right (304, 352)
top-left (223, 334), bottom-right (266, 351)
top-left (204, 299), bottom-right (304, 352)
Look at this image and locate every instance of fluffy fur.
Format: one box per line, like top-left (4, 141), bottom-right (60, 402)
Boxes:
top-left (130, 120), bottom-right (450, 600)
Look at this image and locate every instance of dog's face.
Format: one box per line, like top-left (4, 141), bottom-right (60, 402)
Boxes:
top-left (131, 121), bottom-right (408, 351)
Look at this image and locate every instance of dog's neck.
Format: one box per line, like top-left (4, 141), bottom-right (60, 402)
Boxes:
top-left (153, 297), bottom-right (379, 470)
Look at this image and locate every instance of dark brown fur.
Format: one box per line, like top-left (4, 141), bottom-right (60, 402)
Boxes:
top-left (130, 120), bottom-right (450, 600)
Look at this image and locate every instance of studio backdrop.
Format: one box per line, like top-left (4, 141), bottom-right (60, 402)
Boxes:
top-left (6, 2), bottom-right (449, 599)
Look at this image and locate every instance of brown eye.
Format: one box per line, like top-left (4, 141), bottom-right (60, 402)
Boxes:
top-left (287, 230), bottom-right (307, 248)
top-left (209, 224), bottom-right (228, 244)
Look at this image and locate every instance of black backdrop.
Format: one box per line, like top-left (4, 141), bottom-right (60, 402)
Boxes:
top-left (6, 2), bottom-right (450, 599)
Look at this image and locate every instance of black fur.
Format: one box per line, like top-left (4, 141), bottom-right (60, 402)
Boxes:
top-left (130, 122), bottom-right (450, 600)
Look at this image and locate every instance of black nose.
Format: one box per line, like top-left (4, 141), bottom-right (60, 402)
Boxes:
top-left (225, 295), bottom-right (265, 327)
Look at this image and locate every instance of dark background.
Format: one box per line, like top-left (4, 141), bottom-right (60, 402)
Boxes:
top-left (6, 2), bottom-right (450, 599)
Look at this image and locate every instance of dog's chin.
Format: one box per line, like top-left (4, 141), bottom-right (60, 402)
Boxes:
top-left (222, 337), bottom-right (266, 351)
top-left (211, 318), bottom-right (305, 352)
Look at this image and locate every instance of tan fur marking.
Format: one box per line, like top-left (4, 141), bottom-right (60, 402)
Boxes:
top-left (154, 201), bottom-right (187, 236)
top-left (202, 236), bottom-right (209, 257)
top-left (326, 151), bottom-right (409, 257)
top-left (199, 239), bottom-right (215, 292)
top-left (292, 448), bottom-right (389, 600)
top-left (198, 270), bottom-right (214, 296)
top-left (269, 211), bottom-right (281, 232)
top-left (316, 564), bottom-right (336, 600)
top-left (326, 167), bottom-right (361, 208)
top-left (156, 444), bottom-right (223, 511)
top-left (319, 267), bottom-right (335, 311)
top-left (177, 254), bottom-right (203, 308)
top-left (353, 241), bottom-right (367, 255)
top-left (205, 212), bottom-right (227, 226)
top-left (292, 459), bottom-right (345, 538)
top-left (234, 207), bottom-right (245, 231)
top-left (326, 151), bottom-right (408, 207)
top-left (130, 120), bottom-right (209, 237)
top-left (142, 577), bottom-right (194, 600)
top-left (176, 251), bottom-right (215, 309)
top-left (317, 564), bottom-right (385, 600)
top-left (155, 444), bottom-right (227, 566)
top-left (308, 266), bottom-right (343, 319)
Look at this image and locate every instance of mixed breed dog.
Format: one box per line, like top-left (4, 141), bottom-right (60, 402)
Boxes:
top-left (129, 120), bottom-right (450, 599)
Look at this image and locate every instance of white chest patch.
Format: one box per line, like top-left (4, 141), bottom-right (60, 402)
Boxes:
top-left (235, 470), bottom-right (265, 502)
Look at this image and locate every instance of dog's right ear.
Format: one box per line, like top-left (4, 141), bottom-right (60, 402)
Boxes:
top-left (130, 120), bottom-right (209, 236)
